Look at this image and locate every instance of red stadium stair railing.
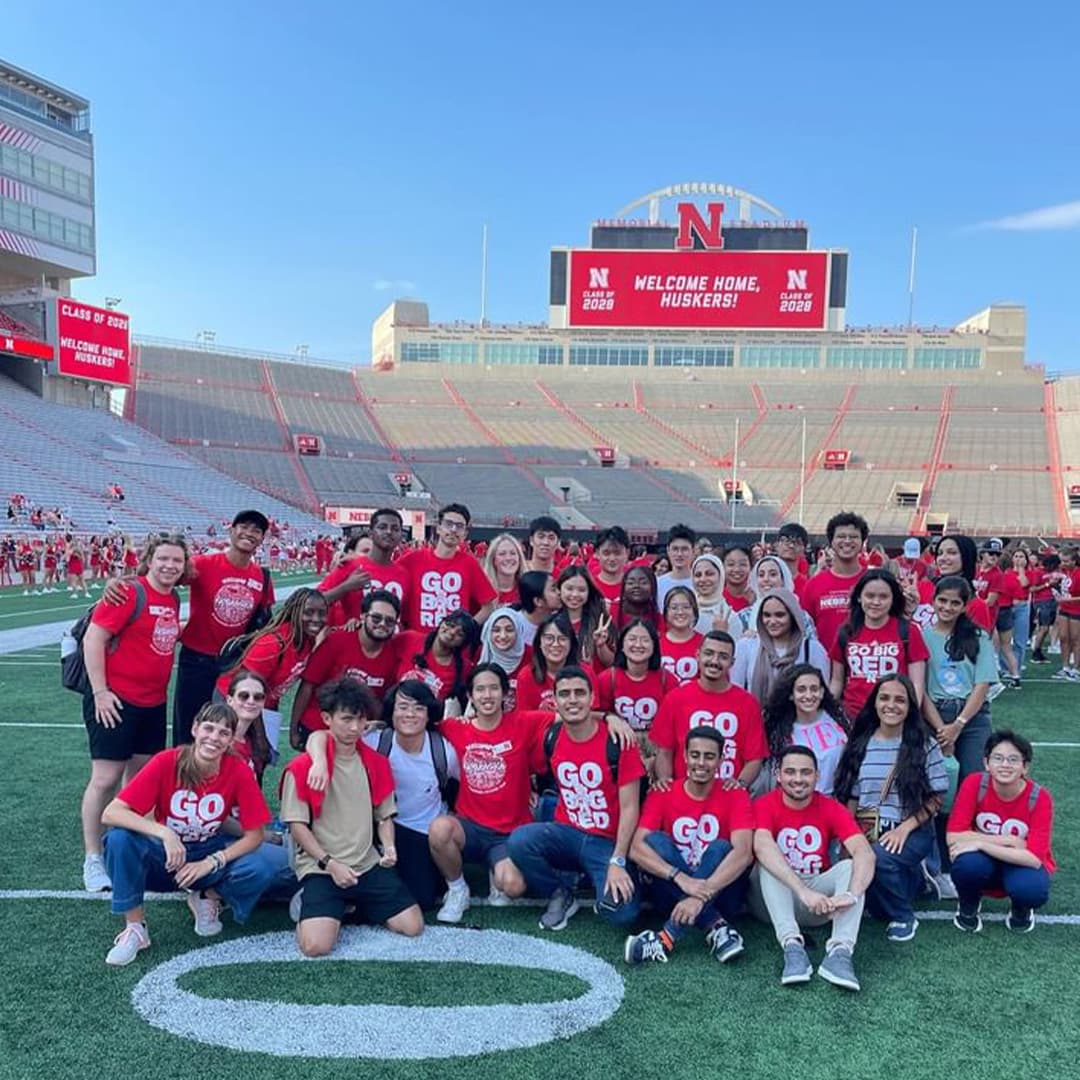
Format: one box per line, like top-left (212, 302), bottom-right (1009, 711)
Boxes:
top-left (350, 370), bottom-right (404, 463)
top-left (910, 385), bottom-right (954, 534)
top-left (1045, 381), bottom-right (1074, 537)
top-left (630, 378), bottom-right (723, 464)
top-left (777, 384), bottom-right (857, 519)
top-left (534, 379), bottom-right (609, 446)
top-left (261, 360), bottom-right (322, 513)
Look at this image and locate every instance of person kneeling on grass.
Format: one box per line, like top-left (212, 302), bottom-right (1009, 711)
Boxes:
top-left (749, 746), bottom-right (875, 992)
top-left (624, 726), bottom-right (754, 966)
top-left (100, 703), bottom-right (275, 967)
top-left (946, 729), bottom-right (1055, 934)
top-left (506, 666), bottom-right (646, 932)
top-left (279, 677), bottom-right (423, 955)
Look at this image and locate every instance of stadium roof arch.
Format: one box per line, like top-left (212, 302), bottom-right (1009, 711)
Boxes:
top-left (615, 182), bottom-right (784, 224)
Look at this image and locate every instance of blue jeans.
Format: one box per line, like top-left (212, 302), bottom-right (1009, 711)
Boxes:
top-left (104, 828), bottom-right (281, 922)
top-left (507, 822), bottom-right (640, 926)
top-left (951, 851), bottom-right (1051, 910)
top-left (1011, 602), bottom-right (1030, 671)
top-left (642, 832), bottom-right (749, 924)
top-left (866, 822), bottom-right (935, 923)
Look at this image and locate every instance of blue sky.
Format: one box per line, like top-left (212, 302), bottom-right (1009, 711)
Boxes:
top-left (6, 2), bottom-right (1079, 368)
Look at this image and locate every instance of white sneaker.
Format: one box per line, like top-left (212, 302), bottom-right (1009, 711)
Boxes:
top-left (187, 892), bottom-right (223, 936)
top-left (987, 681), bottom-right (1006, 701)
top-left (488, 870), bottom-right (512, 907)
top-left (436, 883), bottom-right (471, 923)
top-left (106, 922), bottom-right (150, 967)
top-left (289, 888), bottom-right (304, 923)
top-left (83, 853), bottom-right (112, 892)
top-left (932, 872), bottom-right (958, 901)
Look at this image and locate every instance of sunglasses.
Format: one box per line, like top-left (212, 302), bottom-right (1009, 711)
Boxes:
top-left (234, 691), bottom-right (266, 702)
top-left (366, 613), bottom-right (399, 626)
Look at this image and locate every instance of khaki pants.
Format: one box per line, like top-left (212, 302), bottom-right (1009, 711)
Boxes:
top-left (749, 861), bottom-right (863, 953)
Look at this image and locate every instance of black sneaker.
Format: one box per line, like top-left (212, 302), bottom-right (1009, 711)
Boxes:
top-left (705, 921), bottom-right (745, 963)
top-left (953, 903), bottom-right (983, 933)
top-left (1031, 652), bottom-right (1048, 665)
top-left (1006, 905), bottom-right (1035, 933)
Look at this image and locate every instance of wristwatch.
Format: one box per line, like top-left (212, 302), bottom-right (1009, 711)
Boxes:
top-left (667, 866), bottom-right (680, 881)
top-left (609, 855), bottom-right (627, 868)
top-left (317, 854), bottom-right (333, 870)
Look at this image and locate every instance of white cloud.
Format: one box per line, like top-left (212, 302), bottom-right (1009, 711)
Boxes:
top-left (978, 200), bottom-right (1080, 231)
top-left (372, 278), bottom-right (416, 292)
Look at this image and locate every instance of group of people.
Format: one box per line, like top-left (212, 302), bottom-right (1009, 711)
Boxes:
top-left (76, 505), bottom-right (1057, 993)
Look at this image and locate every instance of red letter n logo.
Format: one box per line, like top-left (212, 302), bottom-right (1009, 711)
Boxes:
top-left (675, 202), bottom-right (724, 250)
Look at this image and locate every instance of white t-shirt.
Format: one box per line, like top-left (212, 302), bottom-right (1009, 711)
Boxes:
top-left (657, 572), bottom-right (694, 611)
top-left (361, 730), bottom-right (460, 834)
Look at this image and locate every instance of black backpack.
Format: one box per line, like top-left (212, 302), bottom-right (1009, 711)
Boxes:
top-left (541, 720), bottom-right (621, 794)
top-left (377, 727), bottom-right (458, 810)
top-left (60, 582), bottom-right (147, 695)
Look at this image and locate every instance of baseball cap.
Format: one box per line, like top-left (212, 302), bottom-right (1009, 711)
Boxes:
top-left (902, 538), bottom-right (921, 559)
top-left (232, 509), bottom-right (269, 532)
top-left (988, 537), bottom-right (1004, 553)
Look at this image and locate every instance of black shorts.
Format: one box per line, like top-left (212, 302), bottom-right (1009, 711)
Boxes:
top-left (996, 606), bottom-right (1015, 633)
top-left (299, 864), bottom-right (415, 925)
top-left (1061, 609), bottom-right (1080, 622)
top-left (83, 693), bottom-right (167, 761)
top-left (459, 816), bottom-right (511, 868)
top-left (1036, 600), bottom-right (1058, 627)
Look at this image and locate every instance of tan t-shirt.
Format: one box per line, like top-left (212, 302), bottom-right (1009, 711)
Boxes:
top-left (280, 752), bottom-right (396, 880)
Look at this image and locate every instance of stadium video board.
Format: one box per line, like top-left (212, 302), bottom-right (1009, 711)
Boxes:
top-left (56, 299), bottom-right (132, 385)
top-left (566, 249), bottom-right (829, 330)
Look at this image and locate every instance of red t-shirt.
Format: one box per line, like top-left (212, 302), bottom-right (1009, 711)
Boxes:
top-left (592, 574), bottom-right (625, 605)
top-left (800, 568), bottom-right (863, 653)
top-left (828, 617), bottom-right (929, 719)
top-left (947, 774), bottom-right (1055, 874)
top-left (545, 723), bottom-right (646, 840)
top-left (597, 666), bottom-right (675, 732)
top-left (515, 666), bottom-right (599, 713)
top-left (651, 681), bottom-right (768, 782)
top-left (659, 632), bottom-right (703, 684)
top-left (639, 781), bottom-right (754, 869)
top-left (394, 629), bottom-right (471, 701)
top-left (753, 788), bottom-right (860, 875)
top-left (973, 566), bottom-right (1004, 617)
top-left (181, 553), bottom-right (274, 656)
top-left (317, 556), bottom-right (411, 627)
top-left (722, 589), bottom-right (753, 613)
top-left (1029, 567), bottom-right (1052, 604)
top-left (91, 577), bottom-right (180, 706)
top-left (1054, 569), bottom-right (1080, 614)
top-left (118, 747), bottom-right (270, 841)
top-left (397, 548), bottom-right (496, 631)
top-left (298, 630), bottom-right (403, 730)
top-left (215, 627), bottom-right (315, 710)
top-left (496, 586), bottom-right (519, 606)
top-left (998, 570), bottom-right (1029, 608)
top-left (440, 710), bottom-right (551, 833)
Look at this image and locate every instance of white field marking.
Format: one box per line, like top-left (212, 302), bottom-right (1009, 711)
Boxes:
top-left (0, 722), bottom-right (84, 728)
top-left (0, 583), bottom-right (305, 655)
top-left (2, 889), bottom-right (1080, 926)
top-left (131, 927), bottom-right (625, 1059)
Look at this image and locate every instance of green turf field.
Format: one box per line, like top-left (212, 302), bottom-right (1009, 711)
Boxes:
top-left (2, 603), bottom-right (1078, 1080)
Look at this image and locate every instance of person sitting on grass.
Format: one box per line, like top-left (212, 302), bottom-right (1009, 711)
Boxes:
top-left (947, 729), bottom-right (1055, 934)
top-left (749, 745), bottom-right (875, 992)
top-left (100, 703), bottom-right (275, 967)
top-left (280, 677), bottom-right (423, 956)
top-left (624, 726), bottom-right (754, 966)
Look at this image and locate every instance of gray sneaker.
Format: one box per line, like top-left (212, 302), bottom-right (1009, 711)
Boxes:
top-left (538, 888), bottom-right (580, 931)
top-left (818, 946), bottom-right (860, 992)
top-left (780, 941), bottom-right (813, 985)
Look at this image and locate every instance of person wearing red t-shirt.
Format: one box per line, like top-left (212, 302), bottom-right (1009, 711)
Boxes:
top-left (516, 610), bottom-right (584, 712)
top-left (290, 590), bottom-right (404, 748)
top-left (99, 703), bottom-right (274, 966)
top-left (508, 665), bottom-right (646, 931)
top-left (397, 504), bottom-right (496, 631)
top-left (624, 726), bottom-right (754, 966)
top-left (591, 525), bottom-right (631, 604)
top-left (973, 547), bottom-right (1005, 626)
top-left (721, 545), bottom-right (755, 613)
top-left (80, 534), bottom-right (186, 894)
top-left (652, 632), bottom-right (769, 791)
top-left (659, 587), bottom-right (704, 684)
top-left (117, 510), bottom-right (275, 749)
top-left (598, 619), bottom-right (675, 736)
top-left (395, 609), bottom-right (480, 710)
top-left (215, 588), bottom-right (328, 755)
top-left (1052, 547), bottom-right (1080, 679)
top-left (482, 532), bottom-right (527, 607)
top-left (947, 730), bottom-right (1055, 934)
top-left (998, 548), bottom-right (1033, 683)
top-left (525, 515), bottom-right (562, 574)
top-left (429, 664), bottom-right (553, 921)
top-left (801, 512), bottom-right (870, 653)
top-left (828, 570), bottom-right (928, 721)
top-left (317, 510), bottom-right (408, 627)
top-left (1029, 552), bottom-right (1060, 665)
top-left (750, 745), bottom-right (874, 990)
top-left (774, 523), bottom-right (810, 601)
top-left (934, 535), bottom-right (993, 632)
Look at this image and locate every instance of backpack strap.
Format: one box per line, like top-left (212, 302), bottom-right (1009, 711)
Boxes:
top-left (1027, 781), bottom-right (1042, 812)
top-left (428, 729), bottom-right (449, 796)
top-left (976, 772), bottom-right (990, 803)
top-left (543, 720), bottom-right (563, 771)
top-left (897, 617), bottom-right (910, 662)
top-left (606, 732), bottom-right (621, 786)
top-left (376, 727), bottom-right (394, 756)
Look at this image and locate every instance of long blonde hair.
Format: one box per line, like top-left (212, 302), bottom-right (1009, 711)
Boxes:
top-left (483, 533), bottom-right (526, 595)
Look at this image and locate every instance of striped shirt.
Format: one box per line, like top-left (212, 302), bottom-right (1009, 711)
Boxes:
top-left (853, 736), bottom-right (948, 825)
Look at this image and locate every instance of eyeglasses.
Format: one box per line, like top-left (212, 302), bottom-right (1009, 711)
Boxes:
top-left (366, 613), bottom-right (399, 626)
top-left (540, 634), bottom-right (568, 646)
top-left (667, 604), bottom-right (694, 614)
top-left (234, 691), bottom-right (266, 702)
top-left (441, 519), bottom-right (468, 532)
top-left (988, 754), bottom-right (1023, 765)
